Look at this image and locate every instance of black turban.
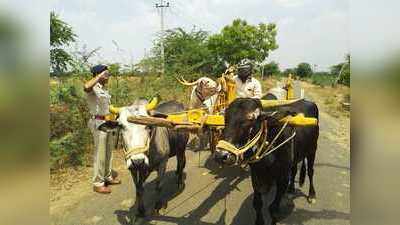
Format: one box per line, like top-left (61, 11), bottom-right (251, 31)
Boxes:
top-left (91, 64), bottom-right (108, 76)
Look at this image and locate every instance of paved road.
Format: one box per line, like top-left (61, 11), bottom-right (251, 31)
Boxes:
top-left (51, 111), bottom-right (350, 225)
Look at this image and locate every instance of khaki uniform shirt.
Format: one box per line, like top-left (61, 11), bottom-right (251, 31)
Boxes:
top-left (86, 83), bottom-right (111, 129)
top-left (233, 75), bottom-right (262, 99)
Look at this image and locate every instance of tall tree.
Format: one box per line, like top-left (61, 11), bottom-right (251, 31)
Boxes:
top-left (152, 28), bottom-right (214, 76)
top-left (296, 62), bottom-right (313, 78)
top-left (263, 61), bottom-right (280, 77)
top-left (50, 11), bottom-right (76, 75)
top-left (207, 19), bottom-right (278, 70)
top-left (282, 68), bottom-right (296, 76)
top-left (332, 53), bottom-right (350, 86)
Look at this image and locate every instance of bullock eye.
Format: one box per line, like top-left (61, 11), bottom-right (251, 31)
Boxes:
top-left (245, 115), bottom-right (256, 121)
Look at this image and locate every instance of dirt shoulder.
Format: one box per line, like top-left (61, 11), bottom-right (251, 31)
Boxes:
top-left (50, 150), bottom-right (127, 216)
top-left (301, 82), bottom-right (350, 151)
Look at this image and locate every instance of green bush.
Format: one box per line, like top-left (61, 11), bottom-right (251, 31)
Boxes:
top-left (50, 77), bottom-right (92, 170)
top-left (309, 73), bottom-right (336, 87)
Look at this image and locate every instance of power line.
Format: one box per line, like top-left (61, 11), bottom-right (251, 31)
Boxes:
top-left (155, 0), bottom-right (169, 76)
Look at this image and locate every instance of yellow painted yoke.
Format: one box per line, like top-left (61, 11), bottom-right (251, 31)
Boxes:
top-left (166, 109), bottom-right (317, 127)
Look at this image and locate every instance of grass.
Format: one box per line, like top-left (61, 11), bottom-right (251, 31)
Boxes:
top-left (309, 74), bottom-right (336, 87)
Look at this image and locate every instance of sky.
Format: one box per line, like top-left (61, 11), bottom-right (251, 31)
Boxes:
top-left (50, 0), bottom-right (349, 71)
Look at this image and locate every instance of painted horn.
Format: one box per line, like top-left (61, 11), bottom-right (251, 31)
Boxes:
top-left (175, 76), bottom-right (199, 86)
top-left (145, 96), bottom-right (159, 111)
top-left (109, 105), bottom-right (121, 114)
top-left (260, 99), bottom-right (302, 109)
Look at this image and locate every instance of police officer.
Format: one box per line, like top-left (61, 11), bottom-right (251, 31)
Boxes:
top-left (84, 65), bottom-right (121, 194)
top-left (233, 59), bottom-right (262, 99)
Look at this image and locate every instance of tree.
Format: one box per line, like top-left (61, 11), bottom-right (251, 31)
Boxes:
top-left (282, 68), bottom-right (296, 76)
top-left (108, 63), bottom-right (121, 76)
top-left (332, 54), bottom-right (350, 86)
top-left (69, 44), bottom-right (102, 76)
top-left (341, 54), bottom-right (350, 86)
top-left (207, 19), bottom-right (278, 70)
top-left (152, 27), bottom-right (214, 77)
top-left (330, 64), bottom-right (342, 76)
top-left (296, 62), bottom-right (313, 78)
top-left (135, 56), bottom-right (161, 75)
top-left (263, 61), bottom-right (280, 77)
top-left (50, 11), bottom-right (77, 75)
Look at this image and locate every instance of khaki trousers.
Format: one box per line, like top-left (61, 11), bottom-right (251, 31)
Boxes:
top-left (89, 119), bottom-right (115, 187)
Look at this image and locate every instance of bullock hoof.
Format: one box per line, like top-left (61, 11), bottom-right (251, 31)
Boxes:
top-left (177, 182), bottom-right (185, 190)
top-left (152, 208), bottom-right (161, 216)
top-left (307, 197), bottom-right (317, 204)
top-left (152, 205), bottom-right (167, 216)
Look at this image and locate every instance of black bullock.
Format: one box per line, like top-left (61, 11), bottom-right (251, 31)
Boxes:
top-left (263, 94), bottom-right (319, 203)
top-left (214, 98), bottom-right (319, 225)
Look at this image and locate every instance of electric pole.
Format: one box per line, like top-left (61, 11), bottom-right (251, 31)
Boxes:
top-left (155, 0), bottom-right (169, 76)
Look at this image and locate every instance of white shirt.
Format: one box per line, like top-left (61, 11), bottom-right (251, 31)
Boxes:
top-left (86, 83), bottom-right (111, 116)
top-left (233, 75), bottom-right (262, 99)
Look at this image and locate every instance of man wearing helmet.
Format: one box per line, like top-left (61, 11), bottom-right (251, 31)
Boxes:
top-left (233, 59), bottom-right (262, 99)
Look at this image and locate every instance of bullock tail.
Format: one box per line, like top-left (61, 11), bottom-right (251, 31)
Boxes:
top-left (299, 159), bottom-right (306, 187)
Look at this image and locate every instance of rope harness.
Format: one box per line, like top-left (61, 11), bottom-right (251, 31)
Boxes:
top-left (216, 120), bottom-right (296, 165)
top-left (121, 129), bottom-right (153, 161)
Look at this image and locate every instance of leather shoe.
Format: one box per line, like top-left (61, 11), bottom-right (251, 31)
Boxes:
top-left (93, 185), bottom-right (111, 194)
top-left (106, 177), bottom-right (121, 185)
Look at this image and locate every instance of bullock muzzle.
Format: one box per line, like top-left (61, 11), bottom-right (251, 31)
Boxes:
top-left (214, 149), bottom-right (236, 165)
top-left (127, 153), bottom-right (149, 169)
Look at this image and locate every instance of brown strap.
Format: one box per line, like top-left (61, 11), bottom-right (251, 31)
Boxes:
top-left (94, 115), bottom-right (106, 120)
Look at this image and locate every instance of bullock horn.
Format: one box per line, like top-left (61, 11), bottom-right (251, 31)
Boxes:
top-left (261, 99), bottom-right (302, 109)
top-left (175, 76), bottom-right (199, 86)
top-left (109, 105), bottom-right (121, 114)
top-left (145, 96), bottom-right (159, 111)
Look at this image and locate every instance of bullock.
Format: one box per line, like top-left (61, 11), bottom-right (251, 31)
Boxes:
top-left (177, 76), bottom-right (220, 113)
top-left (263, 92), bottom-right (319, 202)
top-left (103, 99), bottom-right (189, 217)
top-left (177, 76), bottom-right (221, 150)
top-left (214, 98), bottom-right (319, 225)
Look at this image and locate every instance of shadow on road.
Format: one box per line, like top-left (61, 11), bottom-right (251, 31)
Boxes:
top-left (280, 207), bottom-right (350, 225)
top-left (114, 155), bottom-right (249, 225)
top-left (113, 155), bottom-right (349, 225)
top-left (114, 170), bottom-right (186, 225)
top-left (315, 162), bottom-right (350, 171)
top-left (231, 189), bottom-right (349, 225)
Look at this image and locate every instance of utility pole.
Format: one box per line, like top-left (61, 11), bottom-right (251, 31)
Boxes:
top-left (155, 0), bottom-right (169, 76)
